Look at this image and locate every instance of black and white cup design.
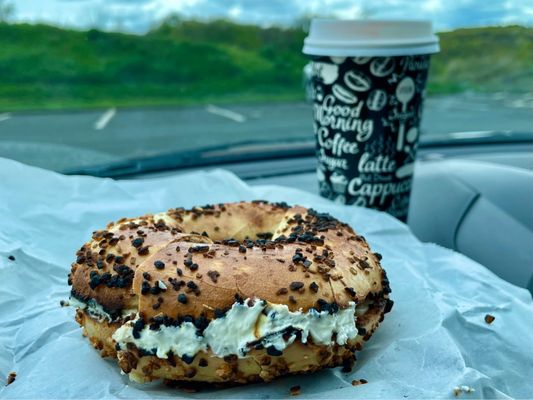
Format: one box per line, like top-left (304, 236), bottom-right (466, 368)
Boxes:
top-left (311, 55), bottom-right (430, 221)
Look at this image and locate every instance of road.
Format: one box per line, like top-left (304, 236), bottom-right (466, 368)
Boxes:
top-left (0, 93), bottom-right (531, 172)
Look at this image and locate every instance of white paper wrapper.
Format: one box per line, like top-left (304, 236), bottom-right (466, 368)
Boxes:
top-left (0, 157), bottom-right (531, 399)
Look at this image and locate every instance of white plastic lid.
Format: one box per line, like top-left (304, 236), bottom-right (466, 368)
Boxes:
top-left (303, 19), bottom-right (439, 57)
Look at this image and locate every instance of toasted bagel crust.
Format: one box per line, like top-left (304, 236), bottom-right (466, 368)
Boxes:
top-left (69, 201), bottom-right (392, 384)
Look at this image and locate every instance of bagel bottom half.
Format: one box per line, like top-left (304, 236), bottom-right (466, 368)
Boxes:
top-left (75, 300), bottom-right (387, 384)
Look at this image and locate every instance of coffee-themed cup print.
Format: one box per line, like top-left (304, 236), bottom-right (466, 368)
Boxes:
top-left (332, 84), bottom-right (358, 104)
top-left (303, 20), bottom-right (439, 221)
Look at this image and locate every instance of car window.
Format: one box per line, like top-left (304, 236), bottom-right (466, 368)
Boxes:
top-left (0, 0), bottom-right (531, 173)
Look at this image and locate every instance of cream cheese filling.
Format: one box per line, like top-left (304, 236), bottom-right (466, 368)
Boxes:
top-left (112, 299), bottom-right (358, 359)
top-left (69, 297), bottom-right (136, 323)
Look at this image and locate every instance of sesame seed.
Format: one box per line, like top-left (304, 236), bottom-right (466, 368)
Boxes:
top-left (141, 280), bottom-right (151, 294)
top-left (266, 346), bottom-right (283, 356)
top-left (181, 354), bottom-right (195, 365)
top-left (198, 358), bottom-right (208, 367)
top-left (138, 246), bottom-right (149, 256)
top-left (188, 245), bottom-right (210, 253)
top-left (214, 308), bottom-right (226, 318)
top-left (384, 299), bottom-right (394, 313)
top-left (178, 294), bottom-right (188, 304)
top-left (345, 287), bottom-right (356, 297)
top-left (207, 270), bottom-right (220, 283)
top-left (131, 237), bottom-right (144, 248)
top-left (289, 281), bottom-right (304, 291)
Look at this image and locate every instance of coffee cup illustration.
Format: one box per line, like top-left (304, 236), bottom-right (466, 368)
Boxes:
top-left (370, 57), bottom-right (396, 77)
top-left (344, 70), bottom-right (371, 92)
top-left (367, 89), bottom-right (388, 112)
top-left (330, 171), bottom-right (349, 194)
top-left (395, 77), bottom-right (415, 151)
top-left (332, 84), bottom-right (357, 104)
top-left (352, 56), bottom-right (371, 65)
top-left (312, 62), bottom-right (338, 84)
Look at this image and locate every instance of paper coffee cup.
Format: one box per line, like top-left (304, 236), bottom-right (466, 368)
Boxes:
top-left (303, 20), bottom-right (439, 221)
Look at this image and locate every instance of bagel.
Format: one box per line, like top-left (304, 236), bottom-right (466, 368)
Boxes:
top-left (68, 201), bottom-right (392, 384)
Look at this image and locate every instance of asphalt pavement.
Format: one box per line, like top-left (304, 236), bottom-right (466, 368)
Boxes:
top-left (0, 93), bottom-right (531, 172)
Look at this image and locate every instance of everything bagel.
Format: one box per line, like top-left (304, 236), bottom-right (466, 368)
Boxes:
top-left (68, 201), bottom-right (392, 384)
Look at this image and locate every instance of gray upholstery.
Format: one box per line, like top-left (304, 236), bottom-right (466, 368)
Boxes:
top-left (409, 160), bottom-right (533, 290)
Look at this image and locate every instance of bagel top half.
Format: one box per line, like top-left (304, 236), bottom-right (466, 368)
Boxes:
top-left (69, 201), bottom-right (390, 323)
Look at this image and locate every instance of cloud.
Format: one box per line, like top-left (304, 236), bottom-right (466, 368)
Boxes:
top-left (8, 0), bottom-right (533, 33)
top-left (422, 0), bottom-right (443, 12)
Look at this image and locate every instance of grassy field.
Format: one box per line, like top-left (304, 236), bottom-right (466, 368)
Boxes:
top-left (0, 20), bottom-right (531, 111)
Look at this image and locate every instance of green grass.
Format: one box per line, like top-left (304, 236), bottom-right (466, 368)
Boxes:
top-left (0, 21), bottom-right (531, 111)
top-left (429, 26), bottom-right (533, 94)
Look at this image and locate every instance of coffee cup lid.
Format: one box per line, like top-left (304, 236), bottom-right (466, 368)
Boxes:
top-left (303, 19), bottom-right (439, 57)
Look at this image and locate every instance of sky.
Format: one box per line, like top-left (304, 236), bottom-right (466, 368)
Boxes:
top-left (6, 0), bottom-right (533, 33)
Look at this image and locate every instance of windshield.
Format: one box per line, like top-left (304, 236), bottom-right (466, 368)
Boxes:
top-left (0, 1), bottom-right (531, 174)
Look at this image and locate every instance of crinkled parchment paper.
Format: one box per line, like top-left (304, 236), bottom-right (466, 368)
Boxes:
top-left (0, 158), bottom-right (531, 399)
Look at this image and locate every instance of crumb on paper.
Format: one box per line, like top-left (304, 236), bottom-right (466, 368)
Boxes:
top-left (6, 372), bottom-right (16, 386)
top-left (289, 385), bottom-right (301, 396)
top-left (351, 379), bottom-right (368, 386)
top-left (8, 255), bottom-right (15, 261)
top-left (60, 300), bottom-right (69, 307)
top-left (453, 385), bottom-right (475, 396)
top-left (484, 314), bottom-right (495, 324)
